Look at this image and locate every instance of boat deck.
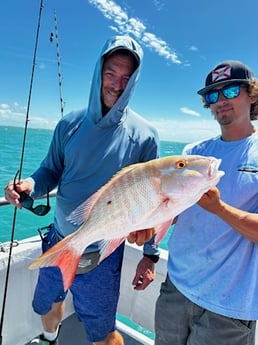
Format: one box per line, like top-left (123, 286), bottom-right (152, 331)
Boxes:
top-left (26, 313), bottom-right (144, 344)
top-left (27, 311), bottom-right (258, 344)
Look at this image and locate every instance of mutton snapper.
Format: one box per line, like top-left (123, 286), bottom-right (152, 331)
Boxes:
top-left (29, 155), bottom-right (224, 290)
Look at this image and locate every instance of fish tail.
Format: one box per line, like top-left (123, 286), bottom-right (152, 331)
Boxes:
top-left (29, 234), bottom-right (82, 291)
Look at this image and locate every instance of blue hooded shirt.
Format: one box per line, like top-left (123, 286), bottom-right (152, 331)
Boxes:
top-left (29, 35), bottom-right (159, 254)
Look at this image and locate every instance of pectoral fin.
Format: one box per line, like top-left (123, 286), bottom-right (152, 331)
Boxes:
top-left (98, 238), bottom-right (126, 263)
top-left (154, 219), bottom-right (174, 245)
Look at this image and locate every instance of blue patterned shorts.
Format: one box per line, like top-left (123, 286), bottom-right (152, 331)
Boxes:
top-left (32, 225), bottom-right (125, 342)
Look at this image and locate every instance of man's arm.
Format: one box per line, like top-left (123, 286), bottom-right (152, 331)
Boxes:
top-left (198, 187), bottom-right (258, 243)
top-left (127, 228), bottom-right (159, 290)
top-left (132, 255), bottom-right (155, 290)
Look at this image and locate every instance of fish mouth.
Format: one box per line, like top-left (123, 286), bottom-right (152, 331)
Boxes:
top-left (208, 158), bottom-right (225, 181)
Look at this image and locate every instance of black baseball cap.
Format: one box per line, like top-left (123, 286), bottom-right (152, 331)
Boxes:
top-left (197, 60), bottom-right (254, 95)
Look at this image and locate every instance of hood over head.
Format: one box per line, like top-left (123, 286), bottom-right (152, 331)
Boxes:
top-left (87, 35), bottom-right (143, 127)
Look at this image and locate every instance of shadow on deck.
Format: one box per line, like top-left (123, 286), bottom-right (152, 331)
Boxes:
top-left (26, 313), bottom-right (144, 345)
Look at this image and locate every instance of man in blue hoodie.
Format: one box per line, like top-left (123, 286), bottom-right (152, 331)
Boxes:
top-left (5, 36), bottom-right (160, 344)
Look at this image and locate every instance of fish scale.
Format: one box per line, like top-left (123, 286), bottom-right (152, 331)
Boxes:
top-left (89, 165), bottom-right (160, 227)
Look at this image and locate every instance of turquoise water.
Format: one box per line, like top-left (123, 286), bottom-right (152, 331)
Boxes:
top-left (0, 126), bottom-right (187, 247)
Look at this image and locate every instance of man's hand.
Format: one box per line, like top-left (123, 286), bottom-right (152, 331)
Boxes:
top-left (127, 228), bottom-right (156, 246)
top-left (198, 186), bottom-right (223, 214)
top-left (132, 256), bottom-right (155, 290)
top-left (4, 179), bottom-right (32, 208)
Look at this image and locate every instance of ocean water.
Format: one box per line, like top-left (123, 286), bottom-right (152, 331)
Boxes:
top-left (0, 125), bottom-right (187, 248)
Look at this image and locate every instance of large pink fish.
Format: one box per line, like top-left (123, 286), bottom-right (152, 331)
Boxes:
top-left (29, 155), bottom-right (224, 290)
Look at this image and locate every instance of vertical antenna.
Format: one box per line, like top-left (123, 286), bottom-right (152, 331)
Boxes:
top-left (50, 9), bottom-right (65, 117)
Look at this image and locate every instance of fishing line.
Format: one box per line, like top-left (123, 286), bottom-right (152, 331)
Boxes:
top-left (50, 9), bottom-right (65, 117)
top-left (0, 1), bottom-right (44, 343)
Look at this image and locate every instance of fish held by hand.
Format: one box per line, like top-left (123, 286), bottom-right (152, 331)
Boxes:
top-left (29, 155), bottom-right (224, 291)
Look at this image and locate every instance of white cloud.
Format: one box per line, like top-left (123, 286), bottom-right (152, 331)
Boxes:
top-left (154, 118), bottom-right (258, 143)
top-left (0, 103), bottom-right (57, 130)
top-left (88, 0), bottom-right (182, 64)
top-left (152, 0), bottom-right (165, 11)
top-left (189, 45), bottom-right (198, 51)
top-left (38, 63), bottom-right (46, 70)
top-left (0, 103), bottom-right (10, 110)
top-left (142, 32), bottom-right (180, 64)
top-left (2, 102), bottom-right (258, 144)
top-left (150, 118), bottom-right (221, 143)
top-left (180, 107), bottom-right (200, 117)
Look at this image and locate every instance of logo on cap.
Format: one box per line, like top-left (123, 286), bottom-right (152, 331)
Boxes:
top-left (212, 66), bottom-right (231, 82)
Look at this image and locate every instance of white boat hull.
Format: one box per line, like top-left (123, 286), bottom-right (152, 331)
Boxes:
top-left (0, 236), bottom-right (167, 345)
top-left (0, 236), bottom-right (257, 345)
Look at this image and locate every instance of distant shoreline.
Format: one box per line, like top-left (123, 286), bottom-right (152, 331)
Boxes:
top-left (0, 125), bottom-right (189, 145)
top-left (0, 124), bottom-right (54, 133)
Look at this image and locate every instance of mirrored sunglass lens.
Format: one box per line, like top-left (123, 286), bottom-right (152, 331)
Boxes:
top-left (20, 196), bottom-right (34, 209)
top-left (20, 192), bottom-right (50, 216)
top-left (13, 170), bottom-right (51, 216)
top-left (222, 85), bottom-right (240, 99)
top-left (205, 91), bottom-right (219, 104)
top-left (32, 205), bottom-right (50, 216)
top-left (22, 200), bottom-right (33, 209)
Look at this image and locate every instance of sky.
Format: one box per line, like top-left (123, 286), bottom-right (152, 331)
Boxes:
top-left (1, 0), bottom-right (258, 143)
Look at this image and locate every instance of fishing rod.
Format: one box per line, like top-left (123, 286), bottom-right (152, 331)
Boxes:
top-left (50, 9), bottom-right (65, 117)
top-left (0, 1), bottom-right (44, 343)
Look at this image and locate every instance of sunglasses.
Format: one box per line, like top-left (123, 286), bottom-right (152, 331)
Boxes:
top-left (204, 84), bottom-right (243, 105)
top-left (13, 170), bottom-right (51, 216)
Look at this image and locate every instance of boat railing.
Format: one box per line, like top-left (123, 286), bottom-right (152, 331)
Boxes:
top-left (0, 189), bottom-right (58, 207)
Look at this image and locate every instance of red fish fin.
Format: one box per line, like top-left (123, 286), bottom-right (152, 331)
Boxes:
top-left (98, 238), bottom-right (126, 263)
top-left (154, 219), bottom-right (174, 245)
top-left (29, 234), bottom-right (82, 291)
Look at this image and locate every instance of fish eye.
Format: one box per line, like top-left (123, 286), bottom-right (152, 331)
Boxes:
top-left (175, 159), bottom-right (187, 169)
